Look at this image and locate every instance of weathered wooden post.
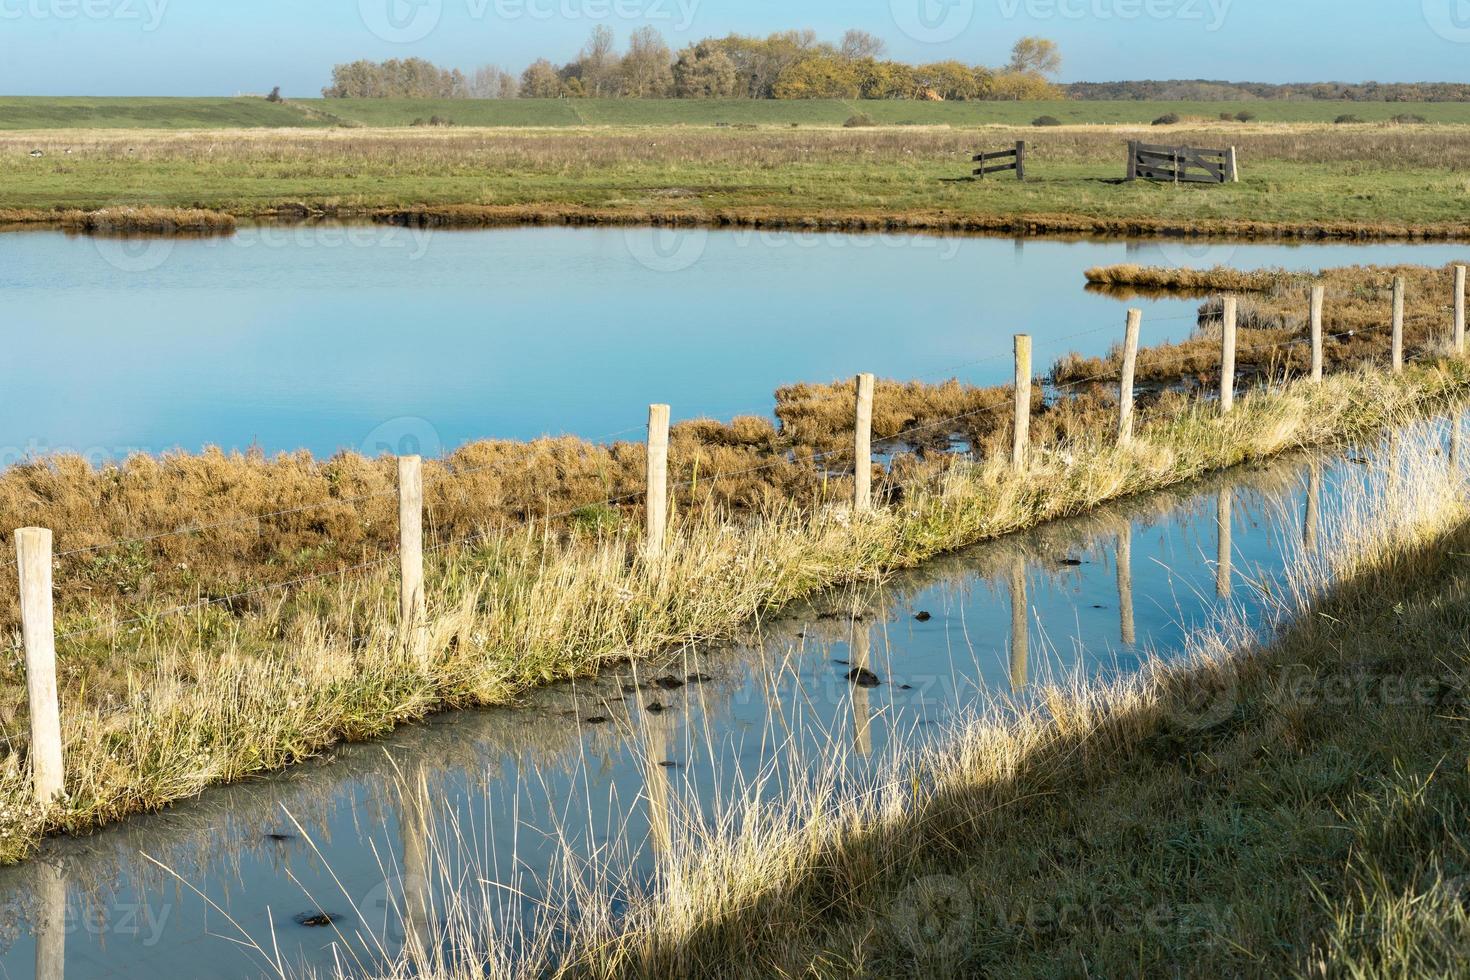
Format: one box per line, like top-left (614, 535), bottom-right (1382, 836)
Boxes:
top-left (1227, 146), bottom-right (1239, 183)
top-left (1216, 487), bottom-right (1234, 598)
top-left (1012, 335), bottom-right (1032, 472)
top-left (851, 624), bottom-right (873, 757)
top-left (1126, 140), bottom-right (1138, 181)
top-left (1014, 140), bottom-right (1027, 181)
top-left (1310, 284), bottom-right (1325, 384)
top-left (16, 528), bottom-right (64, 805)
top-left (397, 456), bottom-right (426, 657)
top-left (1009, 554), bottom-right (1029, 691)
top-left (1117, 523), bottom-right (1136, 648)
top-left (1220, 296), bottom-right (1238, 414)
top-left (1392, 276), bottom-right (1405, 373)
top-left (646, 404), bottom-right (671, 557)
top-left (1454, 265), bottom-right (1466, 355)
top-left (1119, 309), bottom-right (1143, 443)
top-left (854, 374), bottom-right (875, 514)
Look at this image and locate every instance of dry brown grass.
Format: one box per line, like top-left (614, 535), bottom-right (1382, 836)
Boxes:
top-left (1059, 261), bottom-right (1469, 385)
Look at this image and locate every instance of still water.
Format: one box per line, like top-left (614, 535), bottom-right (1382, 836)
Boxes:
top-left (0, 423), bottom-right (1453, 979)
top-left (1, 224), bottom-right (1466, 462)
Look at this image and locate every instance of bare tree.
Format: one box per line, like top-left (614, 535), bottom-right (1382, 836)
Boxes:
top-left (577, 25), bottom-right (621, 97)
top-left (621, 26), bottom-right (674, 97)
top-left (468, 64), bottom-right (518, 98)
top-left (839, 29), bottom-right (887, 61)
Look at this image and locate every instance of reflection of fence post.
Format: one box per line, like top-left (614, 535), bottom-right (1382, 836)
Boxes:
top-left (397, 457), bottom-right (426, 662)
top-left (1452, 416), bottom-right (1463, 473)
top-left (1119, 309), bottom-right (1142, 444)
top-left (1304, 462), bottom-right (1322, 551)
top-left (643, 715), bottom-right (672, 860)
top-left (36, 860), bottom-right (65, 980)
top-left (1117, 524), bottom-right (1135, 648)
top-left (646, 404), bottom-right (671, 558)
top-left (1009, 555), bottom-right (1029, 691)
top-left (1216, 488), bottom-right (1233, 598)
top-left (851, 624), bottom-right (873, 757)
top-left (1454, 265), bottom-right (1466, 355)
top-left (17, 528), bottom-right (65, 805)
top-left (854, 374), bottom-right (875, 514)
top-left (1220, 296), bottom-right (1238, 414)
top-left (1012, 335), bottom-right (1032, 472)
top-left (401, 765), bottom-right (431, 965)
top-left (1310, 285), bottom-right (1325, 384)
top-left (1392, 276), bottom-right (1405, 373)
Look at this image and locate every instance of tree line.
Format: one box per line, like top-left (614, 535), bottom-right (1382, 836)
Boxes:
top-left (321, 29), bottom-right (1062, 101)
top-left (1067, 79), bottom-right (1470, 102)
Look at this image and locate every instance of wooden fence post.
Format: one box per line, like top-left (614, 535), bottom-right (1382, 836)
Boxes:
top-left (1392, 276), bottom-right (1405, 372)
top-left (1310, 284), bottom-right (1325, 384)
top-left (1227, 145), bottom-right (1239, 183)
top-left (397, 457), bottom-right (425, 654)
top-left (1012, 335), bottom-right (1032, 472)
top-left (646, 404), bottom-right (671, 557)
top-left (16, 527), bottom-right (64, 804)
top-left (1220, 296), bottom-right (1238, 414)
top-left (1126, 140), bottom-right (1138, 181)
top-left (1014, 140), bottom-right (1026, 181)
top-left (1119, 309), bottom-right (1142, 443)
top-left (854, 373), bottom-right (875, 514)
top-left (1454, 265), bottom-right (1466, 355)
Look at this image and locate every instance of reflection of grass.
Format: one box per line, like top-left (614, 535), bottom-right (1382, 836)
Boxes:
top-left (1, 361), bottom-right (1466, 866)
top-left (531, 423), bottom-right (1470, 979)
top-left (4, 123), bottom-right (1470, 235)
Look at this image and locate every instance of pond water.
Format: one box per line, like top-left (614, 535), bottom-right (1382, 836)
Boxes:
top-left (0, 225), bottom-right (1466, 464)
top-left (2, 418), bottom-right (1460, 980)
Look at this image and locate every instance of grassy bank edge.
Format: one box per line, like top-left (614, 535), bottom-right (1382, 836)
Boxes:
top-left (3, 361), bottom-right (1467, 868)
top-left (2, 204), bottom-right (1469, 243)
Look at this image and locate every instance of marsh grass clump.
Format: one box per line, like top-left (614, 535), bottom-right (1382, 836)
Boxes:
top-left (1066, 261), bottom-right (1470, 385)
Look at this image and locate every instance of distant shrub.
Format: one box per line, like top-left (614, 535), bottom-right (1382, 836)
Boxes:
top-left (1219, 112), bottom-right (1235, 121)
top-left (843, 113), bottom-right (876, 128)
top-left (428, 114), bottom-right (453, 126)
top-left (265, 86), bottom-right (283, 103)
top-left (1392, 113), bottom-right (1428, 124)
top-left (1031, 115), bottom-right (1063, 127)
top-left (1152, 113), bottom-right (1180, 126)
top-left (1234, 110), bottom-right (1257, 122)
top-left (1335, 114), bottom-right (1364, 124)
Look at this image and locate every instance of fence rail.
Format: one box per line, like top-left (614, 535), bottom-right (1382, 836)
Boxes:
top-left (10, 266), bottom-right (1469, 805)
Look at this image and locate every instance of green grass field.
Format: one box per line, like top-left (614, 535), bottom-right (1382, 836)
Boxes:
top-left (4, 96), bottom-right (1470, 130)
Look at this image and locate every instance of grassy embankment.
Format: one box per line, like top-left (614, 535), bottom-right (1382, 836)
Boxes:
top-left (7, 97), bottom-right (1470, 131)
top-left (1, 323), bottom-right (1468, 866)
top-left (506, 408), bottom-right (1470, 979)
top-left (1, 121), bottom-right (1469, 238)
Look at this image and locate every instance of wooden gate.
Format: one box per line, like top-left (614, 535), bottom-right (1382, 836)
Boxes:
top-left (973, 140), bottom-right (1026, 180)
top-left (1127, 141), bottom-right (1238, 184)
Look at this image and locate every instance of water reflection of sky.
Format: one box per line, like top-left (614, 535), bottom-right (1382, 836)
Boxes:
top-left (2, 426), bottom-right (1448, 980)
top-left (2, 226), bottom-right (1466, 460)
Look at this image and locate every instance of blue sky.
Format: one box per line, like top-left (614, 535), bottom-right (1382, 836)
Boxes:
top-left (1, 0), bottom-right (1466, 96)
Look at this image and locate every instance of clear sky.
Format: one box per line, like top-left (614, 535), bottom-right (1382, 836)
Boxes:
top-left (0, 0), bottom-right (1467, 96)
